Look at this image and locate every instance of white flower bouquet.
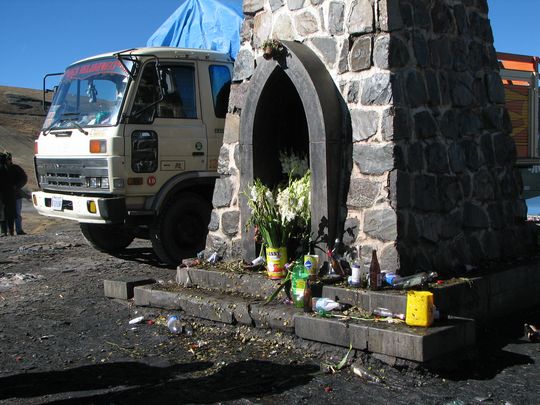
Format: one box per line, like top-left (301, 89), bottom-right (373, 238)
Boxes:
top-left (246, 150), bottom-right (311, 253)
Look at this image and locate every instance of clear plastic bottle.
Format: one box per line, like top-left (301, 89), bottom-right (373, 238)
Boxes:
top-left (390, 272), bottom-right (438, 289)
top-left (372, 307), bottom-right (405, 320)
top-left (167, 315), bottom-right (183, 335)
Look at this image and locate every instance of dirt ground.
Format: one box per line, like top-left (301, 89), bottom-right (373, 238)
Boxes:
top-left (0, 203), bottom-right (538, 404)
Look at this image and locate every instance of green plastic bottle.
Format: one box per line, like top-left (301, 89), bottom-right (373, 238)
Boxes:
top-left (291, 261), bottom-right (309, 308)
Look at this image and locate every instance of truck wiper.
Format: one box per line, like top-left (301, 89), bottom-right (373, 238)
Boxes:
top-left (43, 114), bottom-right (88, 135)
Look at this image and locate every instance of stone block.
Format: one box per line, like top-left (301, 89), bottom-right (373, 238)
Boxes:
top-left (347, 0), bottom-right (374, 34)
top-left (176, 267), bottom-right (193, 286)
top-left (349, 37), bottom-right (372, 72)
top-left (104, 278), bottom-right (156, 300)
top-left (360, 73), bottom-right (393, 105)
top-left (421, 319), bottom-right (476, 362)
top-left (348, 323), bottom-right (368, 350)
top-left (368, 325), bottom-right (423, 361)
top-left (177, 292), bottom-right (236, 324)
top-left (322, 286), bottom-right (370, 309)
top-left (353, 142), bottom-right (394, 175)
top-left (369, 291), bottom-right (406, 314)
top-left (134, 285), bottom-right (153, 306)
top-left (295, 315), bottom-right (350, 347)
top-left (250, 303), bottom-right (298, 332)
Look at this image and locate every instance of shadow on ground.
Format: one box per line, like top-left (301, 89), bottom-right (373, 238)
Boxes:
top-left (435, 310), bottom-right (539, 381)
top-left (113, 247), bottom-right (172, 269)
top-left (0, 360), bottom-right (319, 403)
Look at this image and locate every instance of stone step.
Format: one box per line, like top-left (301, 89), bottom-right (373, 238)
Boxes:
top-left (134, 283), bottom-right (299, 333)
top-left (133, 282), bottom-right (476, 363)
top-left (295, 314), bottom-right (475, 363)
top-left (176, 266), bottom-right (288, 300)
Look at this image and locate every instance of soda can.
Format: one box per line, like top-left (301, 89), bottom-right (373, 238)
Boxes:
top-left (303, 254), bottom-right (319, 276)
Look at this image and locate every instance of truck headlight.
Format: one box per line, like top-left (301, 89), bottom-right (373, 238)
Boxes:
top-left (101, 177), bottom-right (109, 189)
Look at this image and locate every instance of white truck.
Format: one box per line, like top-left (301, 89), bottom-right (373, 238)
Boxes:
top-left (32, 47), bottom-right (233, 265)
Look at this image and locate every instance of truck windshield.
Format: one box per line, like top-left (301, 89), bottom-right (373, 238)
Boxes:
top-left (43, 58), bottom-right (133, 131)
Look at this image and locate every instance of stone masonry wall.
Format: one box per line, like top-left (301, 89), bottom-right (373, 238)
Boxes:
top-left (206, 0), bottom-right (536, 275)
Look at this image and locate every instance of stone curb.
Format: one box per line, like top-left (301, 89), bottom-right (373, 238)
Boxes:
top-left (295, 314), bottom-right (476, 362)
top-left (176, 267), bottom-right (286, 299)
top-left (134, 284), bottom-right (300, 332)
top-left (134, 283), bottom-right (476, 362)
top-left (103, 278), bottom-right (156, 300)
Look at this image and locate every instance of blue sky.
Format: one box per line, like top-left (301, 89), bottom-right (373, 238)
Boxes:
top-left (0, 0), bottom-right (538, 90)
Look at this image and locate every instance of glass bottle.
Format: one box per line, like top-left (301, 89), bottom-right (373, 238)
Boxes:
top-left (368, 250), bottom-right (381, 291)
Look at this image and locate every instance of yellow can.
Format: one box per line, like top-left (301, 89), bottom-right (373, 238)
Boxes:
top-left (405, 291), bottom-right (434, 327)
top-left (266, 247), bottom-right (287, 279)
top-left (303, 254), bottom-right (319, 276)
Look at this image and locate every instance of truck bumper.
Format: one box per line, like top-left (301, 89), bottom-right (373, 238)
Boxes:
top-left (32, 191), bottom-right (126, 224)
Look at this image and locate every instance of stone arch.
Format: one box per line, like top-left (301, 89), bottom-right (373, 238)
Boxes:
top-left (239, 40), bottom-right (350, 257)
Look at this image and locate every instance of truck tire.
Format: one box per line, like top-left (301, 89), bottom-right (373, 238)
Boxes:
top-left (80, 223), bottom-right (135, 253)
top-left (150, 193), bottom-right (211, 266)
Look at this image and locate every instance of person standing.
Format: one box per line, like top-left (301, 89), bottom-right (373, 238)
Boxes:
top-left (0, 153), bottom-right (7, 236)
top-left (7, 153), bottom-right (28, 235)
top-left (0, 152), bottom-right (15, 236)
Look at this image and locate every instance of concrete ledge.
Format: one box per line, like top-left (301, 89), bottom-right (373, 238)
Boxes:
top-left (295, 314), bottom-right (475, 362)
top-left (432, 262), bottom-right (540, 321)
top-left (250, 303), bottom-right (300, 333)
top-left (134, 284), bottom-right (297, 331)
top-left (104, 278), bottom-right (155, 300)
top-left (134, 285), bottom-right (251, 324)
top-left (322, 286), bottom-right (407, 314)
top-left (176, 267), bottom-right (285, 299)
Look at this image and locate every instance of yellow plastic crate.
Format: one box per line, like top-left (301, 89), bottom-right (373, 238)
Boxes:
top-left (405, 291), bottom-right (434, 327)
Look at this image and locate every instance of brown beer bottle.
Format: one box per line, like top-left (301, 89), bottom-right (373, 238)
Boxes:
top-left (303, 277), bottom-right (314, 312)
top-left (368, 250), bottom-right (381, 291)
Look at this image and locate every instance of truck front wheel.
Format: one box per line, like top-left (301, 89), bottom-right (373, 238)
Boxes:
top-left (80, 223), bottom-right (135, 253)
top-left (150, 193), bottom-right (211, 266)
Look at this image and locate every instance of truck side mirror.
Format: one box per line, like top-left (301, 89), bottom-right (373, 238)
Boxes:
top-left (160, 68), bottom-right (176, 96)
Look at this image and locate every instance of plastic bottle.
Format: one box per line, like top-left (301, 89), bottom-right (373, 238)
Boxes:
top-left (389, 272), bottom-right (438, 289)
top-left (372, 307), bottom-right (405, 320)
top-left (312, 297), bottom-right (342, 312)
top-left (368, 250), bottom-right (382, 291)
top-left (291, 261), bottom-right (309, 308)
top-left (167, 315), bottom-right (183, 335)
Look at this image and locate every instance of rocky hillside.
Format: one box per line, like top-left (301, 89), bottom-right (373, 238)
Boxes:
top-left (0, 86), bottom-right (50, 190)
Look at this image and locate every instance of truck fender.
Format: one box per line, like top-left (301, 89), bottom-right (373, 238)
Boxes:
top-left (150, 171), bottom-right (219, 216)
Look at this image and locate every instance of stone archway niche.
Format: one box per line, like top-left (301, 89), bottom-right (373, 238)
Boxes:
top-left (239, 41), bottom-right (347, 258)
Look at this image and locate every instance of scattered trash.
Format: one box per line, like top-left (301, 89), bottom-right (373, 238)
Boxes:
top-left (251, 256), bottom-right (265, 266)
top-left (474, 394), bottom-right (493, 403)
top-left (167, 314), bottom-right (193, 336)
top-left (372, 307), bottom-right (405, 320)
top-left (129, 316), bottom-right (145, 325)
top-left (385, 271), bottom-right (438, 289)
top-left (351, 363), bottom-right (382, 383)
top-left (312, 297), bottom-right (342, 312)
top-left (207, 252), bottom-right (220, 264)
top-left (524, 323), bottom-right (539, 342)
top-left (443, 400), bottom-right (465, 405)
top-left (322, 343), bottom-right (352, 374)
top-left (181, 258), bottom-right (200, 267)
top-left (167, 315), bottom-right (183, 335)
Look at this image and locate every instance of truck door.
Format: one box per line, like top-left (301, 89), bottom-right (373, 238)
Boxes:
top-left (123, 61), bottom-right (206, 195)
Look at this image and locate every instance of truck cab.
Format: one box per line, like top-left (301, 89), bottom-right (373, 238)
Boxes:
top-left (32, 47), bottom-right (232, 265)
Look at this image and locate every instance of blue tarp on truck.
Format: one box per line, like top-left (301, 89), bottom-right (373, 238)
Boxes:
top-left (147, 0), bottom-right (243, 60)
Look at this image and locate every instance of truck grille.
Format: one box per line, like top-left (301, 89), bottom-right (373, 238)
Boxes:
top-left (35, 158), bottom-right (109, 193)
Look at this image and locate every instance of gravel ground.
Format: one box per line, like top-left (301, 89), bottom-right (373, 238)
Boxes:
top-left (0, 203), bottom-right (539, 404)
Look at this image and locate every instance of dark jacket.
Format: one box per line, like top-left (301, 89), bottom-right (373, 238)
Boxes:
top-left (10, 164), bottom-right (27, 199)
